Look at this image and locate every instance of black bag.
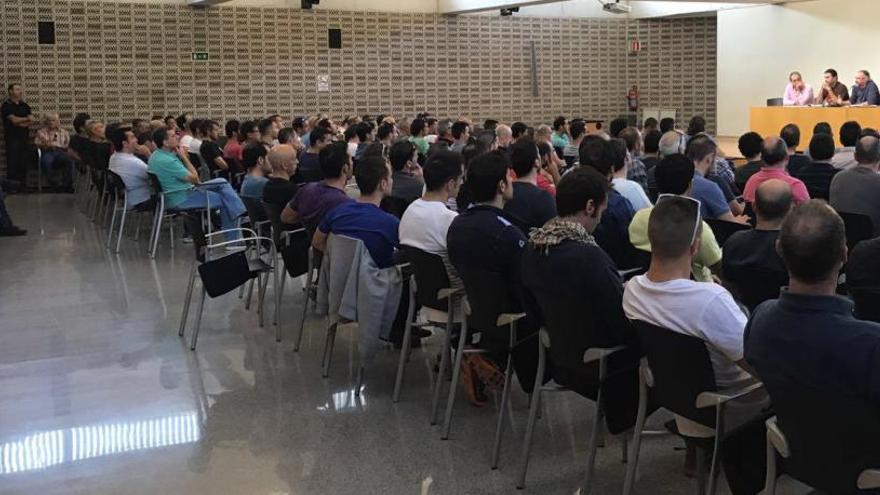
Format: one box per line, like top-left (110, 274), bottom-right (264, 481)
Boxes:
top-left (281, 229), bottom-right (310, 278)
top-left (198, 251), bottom-right (254, 298)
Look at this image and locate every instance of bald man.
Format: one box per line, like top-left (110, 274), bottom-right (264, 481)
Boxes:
top-left (830, 135), bottom-right (880, 235)
top-left (496, 124), bottom-right (513, 149)
top-left (262, 145), bottom-right (299, 208)
top-left (742, 136), bottom-right (810, 206)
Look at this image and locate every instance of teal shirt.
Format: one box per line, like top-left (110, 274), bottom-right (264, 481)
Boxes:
top-left (551, 132), bottom-right (570, 149)
top-left (147, 149), bottom-right (194, 208)
top-left (409, 136), bottom-right (429, 156)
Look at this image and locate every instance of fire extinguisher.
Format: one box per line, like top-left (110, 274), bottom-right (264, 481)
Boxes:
top-left (627, 85), bottom-right (640, 112)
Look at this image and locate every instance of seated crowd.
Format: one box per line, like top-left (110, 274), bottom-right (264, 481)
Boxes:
top-left (12, 106), bottom-right (880, 494)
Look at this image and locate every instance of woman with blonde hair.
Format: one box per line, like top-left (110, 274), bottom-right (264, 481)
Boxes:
top-left (35, 112), bottom-right (74, 192)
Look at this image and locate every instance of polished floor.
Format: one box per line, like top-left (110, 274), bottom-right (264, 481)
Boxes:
top-left (0, 193), bottom-right (805, 494)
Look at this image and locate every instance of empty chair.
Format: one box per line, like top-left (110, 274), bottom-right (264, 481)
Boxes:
top-left (724, 266), bottom-right (789, 311)
top-left (762, 380), bottom-right (880, 495)
top-left (766, 98), bottom-right (784, 107)
top-left (838, 212), bottom-right (875, 251)
top-left (850, 286), bottom-right (880, 323)
top-left (704, 218), bottom-right (751, 247)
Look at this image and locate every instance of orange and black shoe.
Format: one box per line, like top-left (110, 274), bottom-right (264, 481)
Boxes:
top-left (469, 354), bottom-right (506, 392)
top-left (460, 355), bottom-right (489, 407)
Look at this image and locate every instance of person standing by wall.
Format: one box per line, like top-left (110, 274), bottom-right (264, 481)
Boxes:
top-left (1, 83), bottom-right (34, 192)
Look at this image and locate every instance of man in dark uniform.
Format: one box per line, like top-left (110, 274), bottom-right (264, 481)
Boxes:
top-left (1, 83), bottom-right (34, 192)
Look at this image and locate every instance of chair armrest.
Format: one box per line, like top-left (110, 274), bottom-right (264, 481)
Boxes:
top-left (205, 227), bottom-right (258, 239)
top-left (695, 381), bottom-right (764, 409)
top-left (765, 417), bottom-right (790, 459)
top-left (437, 287), bottom-right (463, 300)
top-left (858, 469), bottom-right (880, 490)
top-left (583, 345), bottom-right (628, 364)
top-left (618, 267), bottom-right (645, 278)
top-left (207, 236), bottom-right (276, 251)
top-left (496, 313), bottom-right (526, 327)
top-left (279, 227), bottom-right (306, 247)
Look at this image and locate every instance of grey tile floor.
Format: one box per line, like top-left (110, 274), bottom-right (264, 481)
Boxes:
top-left (0, 193), bottom-right (807, 494)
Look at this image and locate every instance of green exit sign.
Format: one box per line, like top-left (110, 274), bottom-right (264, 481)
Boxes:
top-left (191, 52), bottom-right (209, 61)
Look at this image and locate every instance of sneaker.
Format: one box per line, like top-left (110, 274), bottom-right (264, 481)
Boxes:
top-left (460, 355), bottom-right (488, 407)
top-left (468, 354), bottom-right (506, 392)
top-left (0, 226), bottom-right (27, 237)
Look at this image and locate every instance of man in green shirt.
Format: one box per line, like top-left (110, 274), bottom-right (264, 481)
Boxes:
top-left (408, 117), bottom-right (429, 156)
top-left (148, 128), bottom-right (246, 240)
top-left (551, 116), bottom-right (570, 149)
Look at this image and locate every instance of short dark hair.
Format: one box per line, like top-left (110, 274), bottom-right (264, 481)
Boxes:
top-left (152, 128), bottom-right (169, 148)
top-left (608, 139), bottom-right (628, 173)
top-left (73, 113), bottom-right (91, 134)
top-left (840, 121), bottom-right (862, 147)
top-left (410, 118), bottom-right (427, 136)
top-left (199, 119), bottom-right (218, 136)
top-left (659, 118), bottom-right (675, 134)
top-left (7, 83), bottom-right (20, 92)
top-left (108, 125), bottom-right (133, 152)
top-left (467, 151), bottom-right (510, 203)
top-left (610, 118), bottom-right (628, 138)
top-left (569, 121), bottom-right (587, 141)
top-left (355, 121), bottom-right (372, 142)
top-left (861, 128), bottom-right (880, 139)
top-left (509, 138), bottom-right (540, 178)
top-left (686, 116), bottom-right (706, 136)
top-left (291, 117), bottom-right (306, 131)
top-left (353, 156), bottom-right (389, 195)
top-left (389, 140), bottom-right (416, 172)
top-left (552, 116), bottom-right (567, 132)
top-left (648, 196), bottom-right (702, 259)
top-left (761, 138), bottom-right (788, 166)
top-left (824, 68), bottom-right (838, 78)
top-left (655, 154), bottom-right (695, 195)
top-left (242, 143), bottom-right (267, 169)
top-left (175, 114), bottom-right (188, 131)
top-left (685, 134), bottom-right (717, 163)
top-left (258, 118), bottom-right (274, 135)
top-left (344, 125), bottom-right (358, 142)
top-left (240, 120), bottom-right (258, 138)
top-left (855, 135), bottom-right (880, 165)
top-left (319, 142), bottom-right (350, 179)
top-left (225, 119), bottom-right (240, 138)
top-left (779, 200), bottom-right (845, 283)
top-left (423, 150), bottom-right (464, 192)
top-left (644, 130), bottom-right (662, 153)
top-left (579, 135), bottom-right (612, 176)
top-left (644, 117), bottom-right (658, 130)
top-left (755, 181), bottom-right (793, 221)
top-left (377, 122), bottom-right (395, 141)
top-left (475, 129), bottom-right (496, 152)
top-left (137, 131), bottom-right (152, 146)
top-left (483, 119), bottom-right (499, 131)
top-left (309, 126), bottom-right (331, 146)
top-left (780, 124), bottom-right (800, 149)
top-left (188, 119), bottom-right (202, 135)
top-left (316, 118), bottom-right (333, 130)
top-left (619, 127), bottom-right (640, 152)
top-left (278, 127), bottom-right (295, 144)
top-left (511, 122), bottom-right (528, 139)
top-left (813, 122), bottom-right (833, 136)
top-left (808, 133), bottom-right (835, 161)
top-left (556, 166), bottom-right (610, 218)
top-left (451, 121), bottom-right (469, 139)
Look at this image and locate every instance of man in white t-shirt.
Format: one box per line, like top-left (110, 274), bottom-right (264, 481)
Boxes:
top-left (107, 125), bottom-right (153, 208)
top-left (622, 195), bottom-right (770, 495)
top-left (609, 138), bottom-right (652, 211)
top-left (399, 150), bottom-right (463, 256)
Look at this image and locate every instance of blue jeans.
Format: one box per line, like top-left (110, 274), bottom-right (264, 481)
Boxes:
top-left (176, 179), bottom-right (246, 241)
top-left (39, 149), bottom-right (74, 187)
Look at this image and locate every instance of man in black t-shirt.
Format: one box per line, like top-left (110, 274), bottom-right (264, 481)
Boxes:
top-left (199, 120), bottom-right (229, 177)
top-left (262, 145), bottom-right (299, 209)
top-left (1, 83), bottom-right (34, 189)
top-left (503, 138), bottom-right (557, 233)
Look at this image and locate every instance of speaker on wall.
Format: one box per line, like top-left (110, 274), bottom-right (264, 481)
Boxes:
top-left (328, 29), bottom-right (341, 49)
top-left (38, 21), bottom-right (55, 45)
top-left (301, 0), bottom-right (319, 9)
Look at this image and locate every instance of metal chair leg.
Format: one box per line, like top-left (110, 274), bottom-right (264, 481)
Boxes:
top-left (179, 262), bottom-right (198, 337)
top-left (441, 318), bottom-right (469, 440)
top-left (321, 322), bottom-right (338, 378)
top-left (354, 366), bottom-right (365, 396)
top-left (294, 266), bottom-right (314, 352)
top-left (622, 367), bottom-right (649, 495)
top-left (707, 405), bottom-right (725, 495)
top-left (517, 336), bottom-right (547, 489)
top-left (245, 278), bottom-right (255, 310)
top-left (258, 272), bottom-right (269, 328)
top-left (106, 200), bottom-right (118, 248)
top-left (491, 320), bottom-right (517, 469)
top-left (274, 267), bottom-right (282, 342)
top-left (764, 425), bottom-right (778, 495)
top-left (582, 359), bottom-right (608, 495)
top-left (392, 279), bottom-right (417, 403)
top-left (115, 205), bottom-right (128, 253)
top-left (190, 286), bottom-right (208, 351)
top-left (430, 300), bottom-right (454, 425)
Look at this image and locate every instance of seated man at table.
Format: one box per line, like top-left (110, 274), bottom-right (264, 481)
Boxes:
top-left (147, 128), bottom-right (246, 241)
top-left (816, 68), bottom-right (849, 106)
top-left (743, 136), bottom-right (810, 206)
top-left (850, 70), bottom-right (880, 106)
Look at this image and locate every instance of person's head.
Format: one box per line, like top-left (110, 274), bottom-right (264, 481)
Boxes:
top-left (242, 143), bottom-right (269, 172)
top-left (132, 118), bottom-right (150, 135)
top-left (240, 120), bottom-right (259, 143)
top-left (862, 128), bottom-right (880, 139)
top-left (483, 119), bottom-right (499, 131)
top-left (685, 134), bottom-right (717, 173)
top-left (137, 131), bottom-right (155, 153)
top-left (778, 201), bottom-right (846, 285)
top-left (107, 125), bottom-right (136, 153)
top-left (42, 112), bottom-right (60, 130)
top-left (292, 116), bottom-right (306, 134)
top-left (855, 70), bottom-right (870, 88)
top-left (423, 150), bottom-right (464, 198)
top-left (658, 130), bottom-right (687, 158)
top-left (618, 127), bottom-right (641, 155)
top-left (734, 132), bottom-right (762, 162)
top-left (410, 117), bottom-right (427, 137)
top-left (754, 179), bottom-right (793, 225)
top-left (643, 117), bottom-right (658, 132)
top-left (467, 150), bottom-right (513, 204)
top-left (309, 126), bottom-right (332, 150)
top-left (840, 121), bottom-right (862, 147)
top-left (780, 124), bottom-right (800, 152)
top-left (425, 117), bottom-right (438, 135)
top-left (377, 122), bottom-right (397, 142)
top-left (188, 119), bottom-right (204, 138)
top-left (355, 121), bottom-right (373, 143)
top-left (789, 71), bottom-right (804, 88)
top-left (824, 68), bottom-right (839, 85)
top-left (761, 136), bottom-right (788, 168)
top-left (225, 119), bottom-right (240, 140)
top-left (475, 129), bottom-right (497, 152)
top-left (649, 195), bottom-right (703, 262)
top-left (509, 138), bottom-right (541, 178)
top-left (609, 118), bottom-right (628, 138)
top-left (855, 135), bottom-right (880, 168)
top-left (73, 113), bottom-right (91, 135)
top-left (267, 144), bottom-right (298, 176)
top-left (354, 155), bottom-right (392, 197)
top-left (268, 114), bottom-right (284, 130)
top-left (686, 116), bottom-right (706, 137)
top-left (258, 118), bottom-right (276, 139)
top-left (164, 115), bottom-right (178, 132)
top-left (552, 116), bottom-right (567, 134)
top-left (176, 113), bottom-right (191, 133)
top-left (200, 120), bottom-right (220, 140)
top-left (556, 166), bottom-right (611, 233)
top-left (536, 141), bottom-right (553, 167)
top-left (7, 83), bottom-right (22, 100)
top-left (659, 117), bottom-right (675, 134)
top-left (344, 125), bottom-right (359, 143)
top-left (808, 133), bottom-right (835, 162)
top-left (389, 140), bottom-right (418, 172)
top-left (451, 121), bottom-right (470, 142)
top-left (579, 135), bottom-right (613, 178)
top-left (511, 122), bottom-right (528, 140)
top-left (496, 124), bottom-right (513, 147)
top-left (277, 127), bottom-right (295, 145)
top-left (569, 120), bottom-right (587, 141)
top-left (643, 130), bottom-right (661, 155)
top-left (86, 120), bottom-right (106, 140)
top-left (608, 138), bottom-right (630, 176)
top-left (535, 124), bottom-right (552, 143)
top-left (655, 154), bottom-right (695, 195)
top-left (152, 127), bottom-right (178, 150)
top-left (318, 141), bottom-right (353, 180)
top-left (813, 122), bottom-right (833, 137)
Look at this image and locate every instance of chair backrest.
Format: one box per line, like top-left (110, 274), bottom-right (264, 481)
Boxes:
top-left (146, 172), bottom-right (163, 196)
top-left (850, 286), bottom-right (880, 323)
top-left (839, 212), bottom-right (875, 251)
top-left (704, 218), bottom-right (751, 247)
top-left (631, 320), bottom-right (718, 428)
top-left (105, 169), bottom-right (126, 197)
top-left (456, 265), bottom-right (519, 334)
top-left (765, 378), bottom-right (880, 494)
top-left (725, 266), bottom-right (789, 311)
top-left (242, 196), bottom-right (267, 229)
top-left (399, 246), bottom-right (451, 313)
top-left (380, 195), bottom-right (412, 219)
top-left (767, 98), bottom-right (784, 107)
top-left (261, 200), bottom-right (288, 248)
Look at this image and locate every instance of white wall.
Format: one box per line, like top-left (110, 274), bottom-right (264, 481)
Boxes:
top-left (717, 0), bottom-right (880, 136)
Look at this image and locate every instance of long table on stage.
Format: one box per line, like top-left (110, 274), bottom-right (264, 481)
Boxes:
top-left (750, 106), bottom-right (880, 147)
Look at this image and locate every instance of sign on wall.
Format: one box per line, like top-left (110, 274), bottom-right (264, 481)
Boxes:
top-left (317, 75), bottom-right (330, 92)
top-left (191, 52), bottom-right (209, 61)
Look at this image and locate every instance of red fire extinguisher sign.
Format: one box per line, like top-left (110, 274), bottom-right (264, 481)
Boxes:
top-left (628, 85), bottom-right (640, 112)
top-left (630, 40), bottom-right (641, 52)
